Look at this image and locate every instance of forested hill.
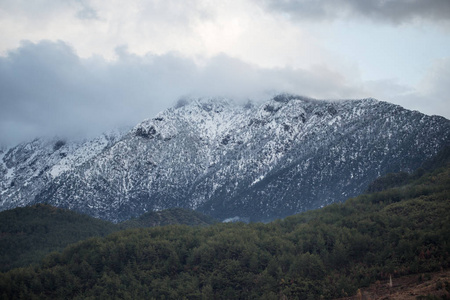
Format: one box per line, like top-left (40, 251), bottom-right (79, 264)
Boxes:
top-left (119, 207), bottom-right (217, 229)
top-left (0, 204), bottom-right (116, 272)
top-left (0, 205), bottom-right (217, 272)
top-left (1, 153), bottom-right (449, 299)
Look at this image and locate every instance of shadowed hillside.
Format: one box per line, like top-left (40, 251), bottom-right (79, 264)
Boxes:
top-left (119, 207), bottom-right (217, 229)
top-left (0, 205), bottom-right (217, 272)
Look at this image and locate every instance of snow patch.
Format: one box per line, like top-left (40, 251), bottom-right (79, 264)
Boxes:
top-left (5, 168), bottom-right (14, 180)
top-left (251, 175), bottom-right (264, 186)
top-left (222, 216), bottom-right (249, 223)
top-left (49, 165), bottom-right (70, 178)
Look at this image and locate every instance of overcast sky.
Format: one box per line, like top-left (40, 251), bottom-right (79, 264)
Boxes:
top-left (1, 0), bottom-right (449, 146)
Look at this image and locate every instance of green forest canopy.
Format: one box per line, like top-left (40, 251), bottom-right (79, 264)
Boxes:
top-left (0, 205), bottom-right (216, 272)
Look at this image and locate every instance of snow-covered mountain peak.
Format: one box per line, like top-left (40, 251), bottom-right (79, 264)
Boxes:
top-left (1, 95), bottom-right (449, 222)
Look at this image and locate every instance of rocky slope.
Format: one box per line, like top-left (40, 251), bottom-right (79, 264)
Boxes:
top-left (0, 130), bottom-right (125, 211)
top-left (1, 95), bottom-right (449, 222)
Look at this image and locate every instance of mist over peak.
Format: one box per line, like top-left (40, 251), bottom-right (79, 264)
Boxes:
top-left (1, 40), bottom-right (449, 146)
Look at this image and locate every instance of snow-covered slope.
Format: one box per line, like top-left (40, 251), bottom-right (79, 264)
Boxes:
top-left (0, 131), bottom-right (125, 211)
top-left (1, 95), bottom-right (450, 222)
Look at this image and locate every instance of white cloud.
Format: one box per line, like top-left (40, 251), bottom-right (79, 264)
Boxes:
top-left (0, 40), bottom-right (369, 146)
top-left (0, 0), bottom-right (324, 69)
top-left (0, 0), bottom-right (449, 147)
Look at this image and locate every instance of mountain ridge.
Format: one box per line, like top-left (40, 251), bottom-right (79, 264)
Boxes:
top-left (1, 95), bottom-right (449, 222)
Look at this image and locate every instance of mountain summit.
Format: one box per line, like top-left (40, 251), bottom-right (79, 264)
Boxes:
top-left (1, 95), bottom-right (449, 222)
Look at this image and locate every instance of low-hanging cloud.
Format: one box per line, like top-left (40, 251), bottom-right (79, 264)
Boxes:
top-left (260, 0), bottom-right (450, 24)
top-left (0, 40), bottom-right (448, 146)
top-left (0, 40), bottom-right (365, 146)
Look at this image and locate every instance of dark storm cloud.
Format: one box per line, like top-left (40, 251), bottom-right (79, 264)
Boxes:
top-left (261, 0), bottom-right (450, 24)
top-left (0, 40), bottom-right (366, 146)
